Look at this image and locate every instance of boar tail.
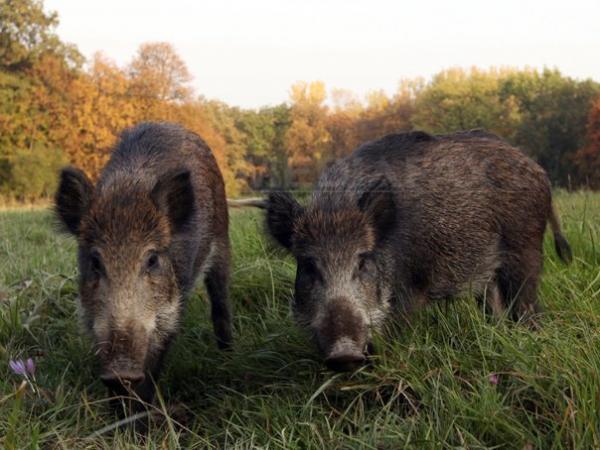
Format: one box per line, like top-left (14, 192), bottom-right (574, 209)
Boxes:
top-left (548, 204), bottom-right (573, 264)
top-left (227, 198), bottom-right (267, 209)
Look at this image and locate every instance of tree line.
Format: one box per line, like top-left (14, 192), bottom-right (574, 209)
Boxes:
top-left (1, 0), bottom-right (600, 202)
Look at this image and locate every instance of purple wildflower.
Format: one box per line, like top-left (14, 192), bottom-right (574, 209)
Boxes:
top-left (8, 357), bottom-right (38, 394)
top-left (9, 358), bottom-right (36, 377)
top-left (25, 358), bottom-right (35, 376)
top-left (488, 373), bottom-right (499, 385)
top-left (9, 359), bottom-right (27, 376)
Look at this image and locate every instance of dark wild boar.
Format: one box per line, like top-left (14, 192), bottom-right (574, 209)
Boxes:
top-left (55, 122), bottom-right (231, 403)
top-left (266, 130), bottom-right (571, 372)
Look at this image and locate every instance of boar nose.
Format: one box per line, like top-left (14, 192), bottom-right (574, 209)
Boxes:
top-left (325, 350), bottom-right (366, 372)
top-left (100, 370), bottom-right (145, 393)
top-left (318, 298), bottom-right (368, 372)
top-left (324, 338), bottom-right (367, 372)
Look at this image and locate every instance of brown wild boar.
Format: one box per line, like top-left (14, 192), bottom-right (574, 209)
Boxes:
top-left (55, 122), bottom-right (231, 403)
top-left (265, 130), bottom-right (571, 372)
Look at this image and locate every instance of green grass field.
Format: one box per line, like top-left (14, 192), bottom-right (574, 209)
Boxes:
top-left (0, 192), bottom-right (599, 449)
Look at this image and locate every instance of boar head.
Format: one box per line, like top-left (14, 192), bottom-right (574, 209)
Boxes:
top-left (55, 167), bottom-right (195, 402)
top-left (266, 178), bottom-right (396, 371)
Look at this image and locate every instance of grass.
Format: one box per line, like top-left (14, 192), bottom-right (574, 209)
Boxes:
top-left (0, 191), bottom-right (599, 449)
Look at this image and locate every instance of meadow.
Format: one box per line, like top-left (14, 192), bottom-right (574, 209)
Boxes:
top-left (0, 192), bottom-right (599, 449)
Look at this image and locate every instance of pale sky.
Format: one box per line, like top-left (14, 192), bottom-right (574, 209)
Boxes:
top-left (45, 0), bottom-right (600, 109)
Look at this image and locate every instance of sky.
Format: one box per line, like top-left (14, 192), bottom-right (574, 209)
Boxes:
top-left (45, 0), bottom-right (600, 109)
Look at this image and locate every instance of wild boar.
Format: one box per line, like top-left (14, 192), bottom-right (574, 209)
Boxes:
top-left (55, 122), bottom-right (232, 403)
top-left (265, 130), bottom-right (572, 372)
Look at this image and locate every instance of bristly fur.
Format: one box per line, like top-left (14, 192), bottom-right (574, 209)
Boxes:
top-left (150, 169), bottom-right (196, 234)
top-left (265, 129), bottom-right (572, 369)
top-left (357, 177), bottom-right (397, 242)
top-left (54, 122), bottom-right (232, 406)
top-left (54, 167), bottom-right (94, 235)
top-left (266, 191), bottom-right (304, 249)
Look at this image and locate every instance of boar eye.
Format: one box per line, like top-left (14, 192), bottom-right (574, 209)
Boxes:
top-left (357, 252), bottom-right (374, 275)
top-left (89, 250), bottom-right (104, 275)
top-left (300, 258), bottom-right (322, 283)
top-left (145, 252), bottom-right (160, 272)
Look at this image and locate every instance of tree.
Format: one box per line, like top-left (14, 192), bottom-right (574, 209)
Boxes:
top-left (66, 53), bottom-right (138, 176)
top-left (330, 88), bottom-right (362, 115)
top-left (285, 81), bottom-right (331, 184)
top-left (412, 67), bottom-right (520, 139)
top-left (0, 70), bottom-right (39, 186)
top-left (573, 98), bottom-right (600, 188)
top-left (326, 109), bottom-right (360, 161)
top-left (500, 69), bottom-right (600, 186)
top-left (0, 70), bottom-right (39, 151)
top-left (198, 99), bottom-right (248, 194)
top-left (0, 0), bottom-right (81, 197)
top-left (267, 104), bottom-right (293, 189)
top-left (0, 144), bottom-right (65, 201)
top-left (128, 42), bottom-right (192, 105)
top-left (355, 80), bottom-right (419, 144)
top-left (0, 0), bottom-right (81, 70)
top-left (235, 104), bottom-right (291, 189)
top-left (326, 89), bottom-right (362, 160)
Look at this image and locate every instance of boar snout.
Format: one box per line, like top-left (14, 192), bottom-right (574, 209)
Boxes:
top-left (316, 298), bottom-right (369, 372)
top-left (100, 367), bottom-right (145, 394)
top-left (96, 322), bottom-right (151, 394)
top-left (324, 339), bottom-right (366, 372)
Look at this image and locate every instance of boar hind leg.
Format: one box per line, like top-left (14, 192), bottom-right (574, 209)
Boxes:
top-left (497, 246), bottom-right (543, 326)
top-left (204, 240), bottom-right (233, 349)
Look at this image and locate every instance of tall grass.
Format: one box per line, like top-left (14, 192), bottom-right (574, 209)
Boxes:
top-left (0, 192), bottom-right (598, 449)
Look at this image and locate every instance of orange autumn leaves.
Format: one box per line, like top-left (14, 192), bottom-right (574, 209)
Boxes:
top-left (2, 0), bottom-right (600, 201)
top-left (42, 44), bottom-right (237, 192)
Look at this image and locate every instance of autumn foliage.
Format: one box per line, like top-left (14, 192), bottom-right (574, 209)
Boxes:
top-left (1, 0), bottom-right (599, 202)
top-left (574, 98), bottom-right (600, 189)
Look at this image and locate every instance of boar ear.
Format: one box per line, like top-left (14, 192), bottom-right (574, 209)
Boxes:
top-left (266, 191), bottom-right (304, 249)
top-left (55, 167), bottom-right (94, 236)
top-left (151, 169), bottom-right (195, 233)
top-left (358, 177), bottom-right (396, 240)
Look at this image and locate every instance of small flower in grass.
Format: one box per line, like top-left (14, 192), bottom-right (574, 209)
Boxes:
top-left (25, 357), bottom-right (35, 376)
top-left (9, 357), bottom-right (37, 393)
top-left (9, 359), bottom-right (27, 376)
top-left (488, 373), bottom-right (499, 385)
top-left (9, 358), bottom-right (35, 377)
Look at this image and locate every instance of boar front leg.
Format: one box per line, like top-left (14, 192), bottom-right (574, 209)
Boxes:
top-left (204, 238), bottom-right (233, 349)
